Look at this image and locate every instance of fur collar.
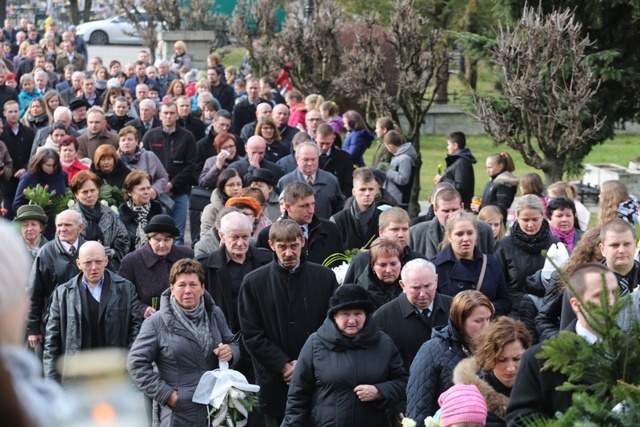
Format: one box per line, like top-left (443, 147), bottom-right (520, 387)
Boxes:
top-left (492, 171), bottom-right (519, 187)
top-left (453, 357), bottom-right (509, 420)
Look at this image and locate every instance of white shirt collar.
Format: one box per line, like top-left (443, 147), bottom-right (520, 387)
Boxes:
top-left (575, 320), bottom-right (599, 344)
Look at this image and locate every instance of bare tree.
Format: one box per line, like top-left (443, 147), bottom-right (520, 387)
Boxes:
top-left (470, 6), bottom-right (604, 183)
top-left (338, 0), bottom-right (450, 216)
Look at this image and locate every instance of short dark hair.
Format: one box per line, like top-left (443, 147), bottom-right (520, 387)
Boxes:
top-left (283, 182), bottom-right (315, 204)
top-left (546, 196), bottom-right (577, 219)
top-left (214, 110), bottom-right (232, 121)
top-left (568, 263), bottom-right (614, 300)
top-left (169, 258), bottom-right (205, 286)
top-left (447, 131), bottom-right (466, 149)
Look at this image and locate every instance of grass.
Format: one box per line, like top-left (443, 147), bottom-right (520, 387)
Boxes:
top-left (365, 134), bottom-right (640, 201)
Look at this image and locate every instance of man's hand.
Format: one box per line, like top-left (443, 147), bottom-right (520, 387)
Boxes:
top-left (248, 152), bottom-right (261, 168)
top-left (354, 385), bottom-right (382, 402)
top-left (281, 360), bottom-right (297, 384)
top-left (166, 390), bottom-right (178, 408)
top-left (149, 188), bottom-right (157, 200)
top-left (143, 306), bottom-right (157, 318)
top-left (28, 334), bottom-right (43, 348)
top-left (164, 182), bottom-right (173, 197)
top-left (14, 168), bottom-right (26, 178)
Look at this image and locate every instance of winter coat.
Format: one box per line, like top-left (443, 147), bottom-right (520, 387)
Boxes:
top-left (61, 158), bottom-right (89, 184)
top-left (384, 143), bottom-right (418, 208)
top-left (331, 200), bottom-right (382, 251)
top-left (198, 153), bottom-right (239, 188)
top-left (494, 233), bottom-right (559, 317)
top-left (238, 255), bottom-right (339, 417)
top-left (198, 245), bottom-right (272, 333)
top-left (118, 242), bottom-right (194, 318)
top-left (43, 270), bottom-right (142, 379)
top-left (453, 358), bottom-right (511, 427)
top-left (287, 102), bottom-right (306, 129)
top-left (410, 217), bottom-right (495, 260)
top-left (26, 236), bottom-right (86, 336)
top-left (127, 289), bottom-right (240, 427)
top-left (0, 122), bottom-right (35, 197)
top-left (355, 266), bottom-right (402, 311)
top-left (520, 269), bottom-right (559, 342)
top-left (18, 90), bottom-right (42, 116)
top-left (432, 246), bottom-right (512, 316)
top-left (505, 321), bottom-right (577, 426)
top-left (120, 148), bottom-right (169, 198)
top-left (440, 148), bottom-right (477, 210)
top-left (117, 200), bottom-right (166, 253)
top-left (193, 227), bottom-right (220, 258)
top-left (199, 188), bottom-right (228, 238)
top-left (91, 158), bottom-right (131, 190)
top-left (320, 147), bottom-right (354, 197)
top-left (70, 202), bottom-right (130, 271)
top-left (406, 322), bottom-right (472, 424)
top-left (228, 155), bottom-right (284, 185)
top-left (344, 128), bottom-right (374, 167)
top-left (278, 169), bottom-right (345, 219)
top-left (282, 317), bottom-right (408, 427)
top-left (373, 292), bottom-right (452, 371)
top-left (256, 214), bottom-right (345, 267)
top-left (534, 271), bottom-right (564, 341)
top-left (371, 140), bottom-right (392, 167)
top-left (480, 171), bottom-right (519, 221)
top-left (141, 126), bottom-right (198, 195)
top-left (344, 246), bottom-right (426, 285)
top-left (76, 129), bottom-right (119, 162)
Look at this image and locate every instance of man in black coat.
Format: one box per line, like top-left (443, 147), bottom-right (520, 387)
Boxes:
top-left (176, 95), bottom-right (205, 141)
top-left (434, 131), bottom-right (476, 210)
top-left (372, 258), bottom-right (452, 370)
top-left (0, 100), bottom-right (35, 218)
top-left (228, 135), bottom-right (283, 185)
top-left (207, 66), bottom-right (235, 113)
top-left (124, 99), bottom-right (160, 140)
top-left (195, 110), bottom-right (236, 170)
top-left (238, 220), bottom-right (338, 425)
top-left (231, 77), bottom-right (265, 135)
top-left (272, 103), bottom-right (299, 149)
top-left (239, 102), bottom-right (272, 144)
top-left (257, 181), bottom-right (344, 266)
top-left (506, 263), bottom-right (618, 426)
top-left (316, 123), bottom-right (353, 197)
top-left (344, 207), bottom-right (426, 284)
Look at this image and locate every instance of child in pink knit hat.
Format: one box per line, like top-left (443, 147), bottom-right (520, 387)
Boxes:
top-left (437, 384), bottom-right (487, 427)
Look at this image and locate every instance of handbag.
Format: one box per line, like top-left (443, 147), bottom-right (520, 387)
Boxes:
top-left (189, 186), bottom-right (213, 212)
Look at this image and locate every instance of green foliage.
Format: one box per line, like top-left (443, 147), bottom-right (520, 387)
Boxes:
top-left (99, 185), bottom-right (125, 207)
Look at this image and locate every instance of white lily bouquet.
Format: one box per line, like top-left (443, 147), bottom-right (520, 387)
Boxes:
top-left (401, 416), bottom-right (439, 427)
top-left (192, 360), bottom-right (260, 427)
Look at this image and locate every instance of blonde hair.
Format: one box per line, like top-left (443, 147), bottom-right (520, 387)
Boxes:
top-left (305, 94), bottom-right (324, 111)
top-left (598, 180), bottom-right (629, 226)
top-left (478, 205), bottom-right (506, 241)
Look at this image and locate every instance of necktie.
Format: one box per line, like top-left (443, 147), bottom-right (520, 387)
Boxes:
top-left (420, 308), bottom-right (431, 322)
top-left (68, 245), bottom-right (77, 257)
top-left (145, 123), bottom-right (151, 131)
top-left (619, 276), bottom-right (630, 295)
top-left (307, 175), bottom-right (313, 186)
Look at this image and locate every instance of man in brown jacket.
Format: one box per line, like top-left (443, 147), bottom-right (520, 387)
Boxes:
top-left (76, 107), bottom-right (118, 161)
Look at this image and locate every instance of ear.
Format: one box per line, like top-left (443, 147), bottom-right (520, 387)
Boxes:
top-left (268, 239), bottom-right (275, 251)
top-left (399, 279), bottom-right (406, 290)
top-left (460, 203), bottom-right (465, 211)
top-left (569, 296), bottom-right (581, 317)
top-left (218, 230), bottom-right (225, 244)
top-left (76, 257), bottom-right (81, 269)
top-left (598, 242), bottom-right (604, 257)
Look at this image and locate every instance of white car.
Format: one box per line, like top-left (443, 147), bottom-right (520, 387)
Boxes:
top-left (76, 13), bottom-right (162, 45)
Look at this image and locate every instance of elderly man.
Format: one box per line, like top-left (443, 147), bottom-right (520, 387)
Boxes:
top-left (507, 263), bottom-right (618, 425)
top-left (410, 187), bottom-right (494, 259)
top-left (344, 207), bottom-right (426, 283)
top-left (257, 182), bottom-right (343, 265)
top-left (125, 98), bottom-right (159, 139)
top-left (277, 142), bottom-right (344, 219)
top-left (239, 219), bottom-right (338, 425)
top-left (76, 107), bottom-right (118, 160)
top-left (276, 131), bottom-right (311, 175)
top-left (31, 107), bottom-right (77, 155)
top-left (373, 258), bottom-right (452, 370)
top-left (156, 60), bottom-right (177, 94)
top-left (60, 71), bottom-right (84, 105)
top-left (141, 101), bottom-right (197, 245)
top-left (272, 103), bottom-right (299, 148)
top-left (228, 135), bottom-right (284, 184)
top-left (27, 210), bottom-right (86, 354)
top-left (43, 241), bottom-right (142, 381)
top-left (55, 40), bottom-right (85, 74)
top-left (240, 101), bottom-right (272, 144)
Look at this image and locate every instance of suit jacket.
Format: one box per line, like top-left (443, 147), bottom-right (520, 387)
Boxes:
top-left (55, 52), bottom-right (86, 74)
top-left (373, 292), bottom-right (452, 371)
top-left (320, 147), bottom-right (354, 197)
top-left (277, 169), bottom-right (345, 219)
top-left (77, 129), bottom-right (118, 161)
top-left (124, 117), bottom-right (161, 141)
top-left (410, 217), bottom-right (495, 259)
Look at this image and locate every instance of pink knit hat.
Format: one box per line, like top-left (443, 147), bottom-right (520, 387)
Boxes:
top-left (438, 384), bottom-right (487, 427)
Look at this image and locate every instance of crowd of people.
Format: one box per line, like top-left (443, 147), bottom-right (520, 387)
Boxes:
top-left (0, 17), bottom-right (639, 427)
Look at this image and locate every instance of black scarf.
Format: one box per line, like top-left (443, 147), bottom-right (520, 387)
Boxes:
top-left (510, 219), bottom-right (550, 254)
top-left (350, 199), bottom-right (376, 238)
top-left (79, 203), bottom-right (105, 243)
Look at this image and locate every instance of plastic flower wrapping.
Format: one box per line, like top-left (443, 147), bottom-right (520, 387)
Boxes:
top-left (192, 361), bottom-right (260, 427)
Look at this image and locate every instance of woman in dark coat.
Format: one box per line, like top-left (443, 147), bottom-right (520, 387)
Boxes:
top-left (453, 317), bottom-right (532, 427)
top-left (546, 196), bottom-right (584, 253)
top-left (432, 211), bottom-right (512, 316)
top-left (118, 170), bottom-right (165, 253)
top-left (12, 149), bottom-right (68, 240)
top-left (406, 290), bottom-right (494, 425)
top-left (282, 284), bottom-right (408, 427)
top-left (472, 152), bottom-right (518, 222)
top-left (127, 259), bottom-right (239, 427)
top-left (90, 144), bottom-right (131, 190)
top-left (494, 195), bottom-right (559, 317)
top-left (118, 215), bottom-right (194, 319)
top-left (355, 237), bottom-right (403, 311)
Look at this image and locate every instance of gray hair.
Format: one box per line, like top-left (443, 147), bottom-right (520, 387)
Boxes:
top-left (516, 194), bottom-right (545, 216)
top-left (34, 70), bottom-right (48, 81)
top-left (220, 211), bottom-right (253, 235)
top-left (294, 142), bottom-right (320, 158)
top-left (157, 60), bottom-right (169, 67)
top-left (106, 78), bottom-right (121, 89)
top-left (198, 92), bottom-right (214, 103)
top-left (146, 65), bottom-right (157, 73)
top-left (401, 258), bottom-right (437, 282)
top-left (56, 209), bottom-right (83, 226)
top-left (139, 99), bottom-right (157, 110)
top-left (53, 106), bottom-right (72, 121)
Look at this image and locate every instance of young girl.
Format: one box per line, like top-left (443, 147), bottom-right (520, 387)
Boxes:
top-left (18, 74), bottom-right (42, 116)
top-left (520, 172), bottom-right (547, 212)
top-left (478, 205), bottom-right (506, 241)
top-left (472, 152), bottom-right (518, 222)
top-left (320, 100), bottom-right (343, 135)
top-left (305, 93), bottom-right (324, 112)
top-left (285, 89), bottom-right (306, 128)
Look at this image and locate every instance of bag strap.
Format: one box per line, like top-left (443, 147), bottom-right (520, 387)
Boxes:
top-left (476, 254), bottom-right (488, 292)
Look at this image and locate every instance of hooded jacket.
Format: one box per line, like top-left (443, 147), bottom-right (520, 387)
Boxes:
top-left (385, 143), bottom-right (418, 208)
top-left (282, 317), bottom-right (408, 426)
top-left (441, 148), bottom-right (477, 210)
top-left (344, 128), bottom-right (375, 167)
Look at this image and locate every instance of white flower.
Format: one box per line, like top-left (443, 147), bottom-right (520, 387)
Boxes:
top-left (424, 416), bottom-right (439, 427)
top-left (110, 205), bottom-right (118, 212)
top-left (100, 200), bottom-right (108, 206)
top-left (67, 200), bottom-right (75, 208)
top-left (331, 262), bottom-right (349, 285)
top-left (401, 418), bottom-right (417, 427)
